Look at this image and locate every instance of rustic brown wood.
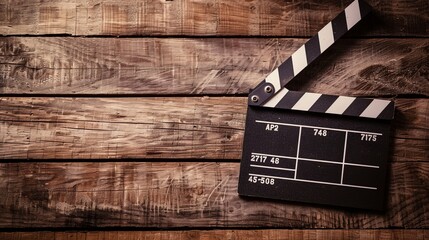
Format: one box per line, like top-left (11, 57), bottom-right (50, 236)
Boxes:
top-left (0, 97), bottom-right (427, 161)
top-left (0, 161), bottom-right (427, 228)
top-left (0, 230), bottom-right (428, 240)
top-left (0, 0), bottom-right (427, 36)
top-left (0, 0), bottom-right (427, 236)
top-left (1, 37), bottom-right (428, 96)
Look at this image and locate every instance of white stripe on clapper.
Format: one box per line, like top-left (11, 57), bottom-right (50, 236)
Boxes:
top-left (325, 96), bottom-right (356, 115)
top-left (345, 0), bottom-right (362, 30)
top-left (291, 45), bottom-right (308, 76)
top-left (264, 88), bottom-right (289, 108)
top-left (360, 99), bottom-right (391, 118)
top-left (292, 92), bottom-right (322, 111)
top-left (265, 68), bottom-right (282, 93)
top-left (318, 22), bottom-right (335, 53)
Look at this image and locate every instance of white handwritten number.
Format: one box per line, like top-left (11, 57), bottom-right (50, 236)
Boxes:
top-left (248, 176), bottom-right (275, 185)
top-left (313, 129), bottom-right (327, 137)
top-left (265, 124), bottom-right (279, 131)
top-left (270, 157), bottom-right (279, 164)
top-left (361, 134), bottom-right (377, 142)
top-left (251, 154), bottom-right (267, 163)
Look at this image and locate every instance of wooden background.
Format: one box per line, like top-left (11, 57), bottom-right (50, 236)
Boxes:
top-left (0, 0), bottom-right (428, 239)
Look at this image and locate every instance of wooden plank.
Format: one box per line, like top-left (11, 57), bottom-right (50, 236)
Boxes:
top-left (0, 230), bottom-right (428, 240)
top-left (0, 96), bottom-right (246, 160)
top-left (0, 0), bottom-right (427, 36)
top-left (0, 161), bottom-right (427, 228)
top-left (1, 38), bottom-right (428, 96)
top-left (0, 97), bottom-right (427, 161)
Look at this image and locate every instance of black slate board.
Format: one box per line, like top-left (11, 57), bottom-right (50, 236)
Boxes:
top-left (238, 106), bottom-right (392, 210)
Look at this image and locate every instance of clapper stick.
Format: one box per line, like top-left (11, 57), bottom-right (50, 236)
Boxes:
top-left (238, 0), bottom-right (395, 210)
top-left (248, 0), bottom-right (393, 120)
top-left (250, 0), bottom-right (371, 105)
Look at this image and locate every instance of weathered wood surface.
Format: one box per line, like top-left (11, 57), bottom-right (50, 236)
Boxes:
top-left (0, 161), bottom-right (427, 228)
top-left (1, 37), bottom-right (428, 96)
top-left (0, 0), bottom-right (427, 236)
top-left (0, 97), bottom-right (427, 161)
top-left (0, 230), bottom-right (428, 240)
top-left (0, 0), bottom-right (427, 36)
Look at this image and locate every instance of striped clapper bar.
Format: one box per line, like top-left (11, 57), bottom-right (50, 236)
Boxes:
top-left (238, 0), bottom-right (395, 210)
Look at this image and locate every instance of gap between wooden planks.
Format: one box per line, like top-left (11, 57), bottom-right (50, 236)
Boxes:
top-left (0, 0), bottom-right (427, 36)
top-left (0, 97), bottom-right (427, 160)
top-left (0, 161), bottom-right (427, 228)
top-left (0, 38), bottom-right (427, 96)
top-left (0, 230), bottom-right (428, 240)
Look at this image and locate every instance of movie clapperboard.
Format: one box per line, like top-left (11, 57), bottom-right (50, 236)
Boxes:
top-left (238, 0), bottom-right (395, 210)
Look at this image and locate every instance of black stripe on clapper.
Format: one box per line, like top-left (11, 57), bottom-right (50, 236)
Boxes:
top-left (305, 35), bottom-right (321, 64)
top-left (342, 98), bottom-right (373, 116)
top-left (358, 0), bottom-right (372, 19)
top-left (308, 94), bottom-right (339, 113)
top-left (278, 58), bottom-right (295, 87)
top-left (332, 11), bottom-right (348, 41)
top-left (275, 91), bottom-right (305, 109)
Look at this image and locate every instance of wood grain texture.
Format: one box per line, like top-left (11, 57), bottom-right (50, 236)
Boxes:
top-left (0, 0), bottom-right (427, 236)
top-left (0, 97), bottom-right (427, 161)
top-left (0, 97), bottom-right (246, 160)
top-left (0, 0), bottom-right (427, 36)
top-left (0, 161), bottom-right (427, 228)
top-left (0, 230), bottom-right (428, 240)
top-left (1, 38), bottom-right (428, 96)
